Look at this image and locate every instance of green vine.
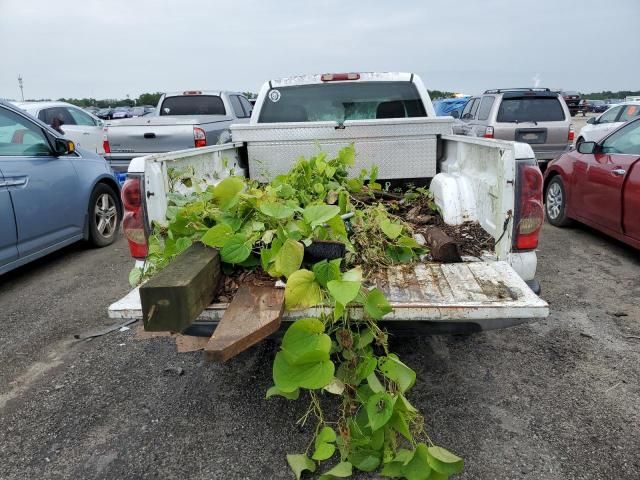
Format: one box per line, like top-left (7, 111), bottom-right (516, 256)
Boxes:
top-left (132, 145), bottom-right (464, 479)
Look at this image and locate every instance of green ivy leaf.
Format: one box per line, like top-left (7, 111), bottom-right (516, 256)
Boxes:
top-left (379, 355), bottom-right (416, 393)
top-left (280, 318), bottom-right (331, 364)
top-left (380, 218), bottom-right (403, 239)
top-left (364, 288), bottom-right (393, 320)
top-left (312, 259), bottom-right (342, 288)
top-left (366, 392), bottom-right (394, 431)
top-left (402, 443), bottom-right (431, 480)
top-left (273, 351), bottom-right (334, 392)
top-left (389, 411), bottom-right (413, 442)
top-left (128, 267), bottom-right (142, 287)
top-left (312, 426), bottom-right (337, 461)
top-left (349, 449), bottom-right (381, 472)
top-left (327, 280), bottom-right (361, 306)
top-left (200, 223), bottom-right (233, 248)
top-left (273, 239), bottom-right (304, 278)
top-left (212, 176), bottom-right (244, 209)
top-left (285, 269), bottom-right (323, 310)
top-left (220, 234), bottom-right (251, 264)
top-left (287, 454), bottom-right (316, 480)
top-left (342, 266), bottom-right (363, 282)
top-left (319, 462), bottom-right (352, 479)
top-left (367, 372), bottom-right (384, 393)
top-left (175, 236), bottom-right (192, 253)
top-left (380, 461), bottom-right (404, 477)
top-left (265, 386), bottom-right (299, 400)
top-left (303, 205), bottom-right (340, 229)
top-left (427, 446), bottom-right (464, 476)
top-left (396, 235), bottom-right (422, 249)
top-left (355, 357), bottom-right (377, 383)
top-left (259, 201), bottom-right (295, 219)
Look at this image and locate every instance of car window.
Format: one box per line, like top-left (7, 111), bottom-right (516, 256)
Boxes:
top-left (160, 95), bottom-right (226, 116)
top-left (239, 96), bottom-right (253, 117)
top-left (67, 107), bottom-right (97, 126)
top-left (477, 96), bottom-right (495, 121)
top-left (229, 95), bottom-right (246, 118)
top-left (258, 81), bottom-right (427, 123)
top-left (618, 105), bottom-right (640, 123)
top-left (460, 99), bottom-right (474, 120)
top-left (598, 106), bottom-right (622, 124)
top-left (601, 120), bottom-right (640, 155)
top-left (496, 96), bottom-right (565, 122)
top-left (0, 107), bottom-right (52, 157)
top-left (39, 107), bottom-right (77, 127)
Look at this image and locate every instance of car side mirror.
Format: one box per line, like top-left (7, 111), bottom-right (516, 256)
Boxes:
top-left (53, 137), bottom-right (76, 156)
top-left (461, 113), bottom-right (472, 120)
top-left (587, 117), bottom-right (596, 125)
top-left (577, 141), bottom-right (597, 154)
top-left (450, 110), bottom-right (460, 119)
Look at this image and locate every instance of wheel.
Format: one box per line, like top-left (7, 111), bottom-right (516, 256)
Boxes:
top-left (88, 184), bottom-right (120, 247)
top-left (545, 176), bottom-right (572, 227)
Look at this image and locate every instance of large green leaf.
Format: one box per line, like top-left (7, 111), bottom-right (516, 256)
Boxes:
top-left (402, 444), bottom-right (431, 480)
top-left (273, 351), bottom-right (334, 392)
top-left (349, 449), bottom-right (381, 472)
top-left (128, 267), bottom-right (142, 287)
top-left (280, 318), bottom-right (331, 364)
top-left (312, 426), bottom-right (337, 461)
top-left (200, 223), bottom-right (233, 248)
top-left (364, 288), bottom-right (393, 320)
top-left (212, 176), bottom-right (244, 209)
top-left (259, 201), bottom-right (295, 219)
top-left (366, 392), bottom-right (394, 431)
top-left (303, 205), bottom-right (340, 229)
top-left (427, 446), bottom-right (464, 475)
top-left (342, 266), bottom-right (363, 282)
top-left (312, 259), bottom-right (342, 288)
top-left (285, 269), bottom-right (323, 310)
top-left (389, 410), bottom-right (413, 442)
top-left (380, 218), bottom-right (403, 239)
top-left (273, 239), bottom-right (304, 278)
top-left (287, 454), bottom-right (316, 480)
top-left (379, 355), bottom-right (416, 393)
top-left (319, 462), bottom-right (352, 479)
top-left (220, 234), bottom-right (251, 264)
top-left (327, 280), bottom-right (361, 306)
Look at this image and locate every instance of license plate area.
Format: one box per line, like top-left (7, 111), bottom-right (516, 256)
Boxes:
top-left (516, 128), bottom-right (547, 144)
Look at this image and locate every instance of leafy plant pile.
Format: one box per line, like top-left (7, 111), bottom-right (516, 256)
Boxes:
top-left (133, 146), bottom-right (464, 479)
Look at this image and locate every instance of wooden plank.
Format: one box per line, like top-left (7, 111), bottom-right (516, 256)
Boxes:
top-left (139, 243), bottom-right (221, 332)
top-left (205, 285), bottom-right (285, 362)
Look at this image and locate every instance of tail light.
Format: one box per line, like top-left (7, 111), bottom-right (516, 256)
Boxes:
top-left (193, 127), bottom-right (206, 148)
top-left (102, 129), bottom-right (110, 154)
top-left (513, 162), bottom-right (544, 250)
top-left (121, 177), bottom-right (148, 258)
top-left (568, 124), bottom-right (575, 142)
top-left (483, 126), bottom-right (494, 138)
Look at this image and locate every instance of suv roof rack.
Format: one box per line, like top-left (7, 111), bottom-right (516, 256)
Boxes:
top-left (484, 88), bottom-right (551, 94)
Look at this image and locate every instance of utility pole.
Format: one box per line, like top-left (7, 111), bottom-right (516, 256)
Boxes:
top-left (18, 75), bottom-right (24, 101)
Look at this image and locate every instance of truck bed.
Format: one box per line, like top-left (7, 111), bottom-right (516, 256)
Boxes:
top-left (108, 260), bottom-right (548, 330)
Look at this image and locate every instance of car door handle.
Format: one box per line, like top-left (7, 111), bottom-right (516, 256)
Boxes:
top-left (0, 177), bottom-right (27, 187)
top-left (612, 169), bottom-right (626, 176)
top-left (82, 132), bottom-right (91, 135)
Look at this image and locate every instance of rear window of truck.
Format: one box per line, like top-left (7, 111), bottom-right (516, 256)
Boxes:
top-left (258, 81), bottom-right (427, 123)
top-left (160, 95), bottom-right (226, 116)
top-left (497, 96), bottom-right (565, 123)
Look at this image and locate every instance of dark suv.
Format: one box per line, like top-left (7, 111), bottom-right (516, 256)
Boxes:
top-left (560, 91), bottom-right (581, 116)
top-left (452, 88), bottom-right (573, 171)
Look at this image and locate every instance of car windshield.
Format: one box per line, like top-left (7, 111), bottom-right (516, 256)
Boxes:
top-left (497, 96), bottom-right (565, 122)
top-left (258, 81), bottom-right (427, 123)
top-left (160, 95), bottom-right (225, 116)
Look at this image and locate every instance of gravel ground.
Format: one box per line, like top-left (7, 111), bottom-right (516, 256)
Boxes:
top-left (0, 219), bottom-right (638, 479)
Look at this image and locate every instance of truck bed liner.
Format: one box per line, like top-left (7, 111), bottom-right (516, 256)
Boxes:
top-left (109, 261), bottom-right (547, 330)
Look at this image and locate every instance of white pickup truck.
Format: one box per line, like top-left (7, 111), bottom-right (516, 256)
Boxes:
top-left (109, 72), bottom-right (548, 332)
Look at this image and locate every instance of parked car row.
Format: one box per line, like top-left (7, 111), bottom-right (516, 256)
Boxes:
top-left (577, 101), bottom-right (640, 144)
top-left (0, 101), bottom-right (122, 275)
top-left (95, 106), bottom-right (155, 120)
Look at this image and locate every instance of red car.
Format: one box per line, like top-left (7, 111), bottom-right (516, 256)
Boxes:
top-left (543, 117), bottom-right (640, 249)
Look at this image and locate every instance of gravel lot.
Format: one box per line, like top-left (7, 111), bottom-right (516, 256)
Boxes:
top-left (1, 206), bottom-right (638, 479)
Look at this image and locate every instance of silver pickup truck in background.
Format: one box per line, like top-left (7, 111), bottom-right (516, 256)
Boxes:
top-left (103, 91), bottom-right (252, 172)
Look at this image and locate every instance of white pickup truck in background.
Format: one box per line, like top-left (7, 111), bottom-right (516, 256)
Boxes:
top-left (109, 72), bottom-right (548, 332)
top-left (103, 91), bottom-right (253, 172)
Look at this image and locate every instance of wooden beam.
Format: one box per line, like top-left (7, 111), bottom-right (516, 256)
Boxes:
top-left (139, 243), bottom-right (221, 332)
top-left (205, 285), bottom-right (284, 362)
top-left (423, 226), bottom-right (462, 263)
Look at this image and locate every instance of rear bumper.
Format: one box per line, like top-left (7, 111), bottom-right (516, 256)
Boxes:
top-left (532, 145), bottom-right (570, 161)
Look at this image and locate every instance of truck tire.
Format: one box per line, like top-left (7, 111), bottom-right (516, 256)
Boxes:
top-left (545, 176), bottom-right (572, 227)
top-left (88, 183), bottom-right (121, 247)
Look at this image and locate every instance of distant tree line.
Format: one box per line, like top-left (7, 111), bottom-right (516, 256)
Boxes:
top-left (22, 92), bottom-right (164, 108)
top-left (582, 90), bottom-right (640, 100)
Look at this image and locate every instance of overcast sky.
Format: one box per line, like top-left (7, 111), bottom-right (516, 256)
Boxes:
top-left (1, 0), bottom-right (638, 100)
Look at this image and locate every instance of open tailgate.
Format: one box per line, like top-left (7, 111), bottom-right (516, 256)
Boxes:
top-left (109, 260), bottom-right (548, 331)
